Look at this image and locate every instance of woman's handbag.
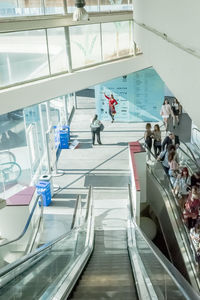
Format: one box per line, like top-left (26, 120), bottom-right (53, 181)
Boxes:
top-left (100, 123), bottom-right (104, 131)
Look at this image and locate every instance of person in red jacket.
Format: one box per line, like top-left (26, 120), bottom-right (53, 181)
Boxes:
top-left (104, 93), bottom-right (118, 123)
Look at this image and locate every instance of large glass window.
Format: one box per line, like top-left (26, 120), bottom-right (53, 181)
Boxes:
top-left (70, 24), bottom-right (101, 69)
top-left (65, 0), bottom-right (99, 13)
top-left (44, 0), bottom-right (64, 15)
top-left (47, 27), bottom-right (68, 74)
top-left (0, 109), bottom-right (31, 199)
top-left (100, 0), bottom-right (132, 11)
top-left (102, 20), bottom-right (133, 61)
top-left (0, 30), bottom-right (49, 87)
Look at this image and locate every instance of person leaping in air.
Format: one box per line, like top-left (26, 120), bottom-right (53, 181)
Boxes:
top-left (104, 93), bottom-right (118, 123)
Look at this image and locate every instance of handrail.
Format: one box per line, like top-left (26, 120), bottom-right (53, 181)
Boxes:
top-left (0, 194), bottom-right (42, 248)
top-left (179, 140), bottom-right (199, 169)
top-left (128, 184), bottom-right (200, 300)
top-left (0, 150), bottom-right (16, 162)
top-left (42, 185), bottom-right (94, 299)
top-left (0, 186), bottom-right (93, 284)
top-left (144, 145), bottom-right (199, 288)
top-left (0, 161), bottom-right (22, 184)
top-left (70, 194), bottom-right (82, 230)
top-left (192, 128), bottom-right (200, 152)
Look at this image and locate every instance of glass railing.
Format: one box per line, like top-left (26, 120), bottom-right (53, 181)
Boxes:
top-left (192, 128), bottom-right (200, 153)
top-left (0, 19), bottom-right (134, 89)
top-left (128, 184), bottom-right (200, 300)
top-left (178, 140), bottom-right (199, 171)
top-left (0, 186), bottom-right (94, 299)
top-left (0, 194), bottom-right (43, 268)
top-left (0, 1), bottom-right (133, 18)
top-left (144, 145), bottom-right (200, 290)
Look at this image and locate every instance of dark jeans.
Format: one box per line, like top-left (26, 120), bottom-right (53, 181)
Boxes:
top-left (145, 138), bottom-right (152, 151)
top-left (92, 129), bottom-right (101, 145)
top-left (109, 107), bottom-right (114, 120)
top-left (162, 165), bottom-right (169, 175)
top-left (154, 141), bottom-right (161, 157)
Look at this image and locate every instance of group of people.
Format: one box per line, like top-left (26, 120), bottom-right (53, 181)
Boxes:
top-left (144, 124), bottom-right (179, 159)
top-left (144, 123), bottom-right (200, 268)
top-left (160, 98), bottom-right (182, 130)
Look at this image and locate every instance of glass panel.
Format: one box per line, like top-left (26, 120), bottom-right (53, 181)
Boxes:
top-left (100, 0), bottom-right (132, 12)
top-left (24, 105), bottom-right (44, 180)
top-left (0, 0), bottom-right (18, 17)
top-left (49, 97), bottom-right (66, 126)
top-left (102, 21), bottom-right (133, 61)
top-left (0, 109), bottom-right (31, 200)
top-left (66, 0), bottom-right (99, 12)
top-left (69, 24), bottom-right (101, 69)
top-left (0, 225), bottom-right (87, 298)
top-left (44, 0), bottom-right (64, 15)
top-left (0, 30), bottom-right (49, 87)
top-left (134, 228), bottom-right (188, 299)
top-left (47, 27), bottom-right (68, 74)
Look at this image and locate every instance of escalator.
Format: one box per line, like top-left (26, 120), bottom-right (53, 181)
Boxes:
top-left (145, 143), bottom-right (200, 291)
top-left (0, 186), bottom-right (199, 299)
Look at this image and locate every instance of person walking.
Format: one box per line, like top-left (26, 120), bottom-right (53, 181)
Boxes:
top-left (144, 123), bottom-right (153, 160)
top-left (104, 93), bottom-right (118, 123)
top-left (171, 98), bottom-right (181, 129)
top-left (160, 98), bottom-right (173, 130)
top-left (174, 167), bottom-right (191, 210)
top-left (152, 124), bottom-right (162, 157)
top-left (90, 114), bottom-right (102, 146)
top-left (162, 132), bottom-right (180, 151)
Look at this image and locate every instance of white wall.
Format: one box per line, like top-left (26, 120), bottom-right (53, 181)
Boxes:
top-left (134, 0), bottom-right (200, 128)
top-left (0, 55), bottom-right (150, 115)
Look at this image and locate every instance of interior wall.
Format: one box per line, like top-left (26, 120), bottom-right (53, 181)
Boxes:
top-left (0, 55), bottom-right (150, 115)
top-left (134, 0), bottom-right (200, 128)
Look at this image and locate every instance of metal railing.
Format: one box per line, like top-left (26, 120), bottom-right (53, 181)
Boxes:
top-left (128, 184), bottom-right (200, 300)
top-left (144, 144), bottom-right (200, 289)
top-left (0, 186), bottom-right (94, 300)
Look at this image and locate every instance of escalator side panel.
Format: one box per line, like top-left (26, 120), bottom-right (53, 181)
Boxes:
top-left (147, 170), bottom-right (190, 282)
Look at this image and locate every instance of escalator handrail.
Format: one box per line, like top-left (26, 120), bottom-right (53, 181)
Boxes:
top-left (128, 184), bottom-right (200, 300)
top-left (192, 128), bottom-right (200, 152)
top-left (0, 187), bottom-right (92, 281)
top-left (0, 194), bottom-right (42, 249)
top-left (0, 161), bottom-right (22, 182)
top-left (71, 194), bottom-right (82, 229)
top-left (41, 185), bottom-right (94, 299)
top-left (144, 144), bottom-right (199, 283)
top-left (0, 151), bottom-right (16, 163)
top-left (179, 140), bottom-right (199, 169)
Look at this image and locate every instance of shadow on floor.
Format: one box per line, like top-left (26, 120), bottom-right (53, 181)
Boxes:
top-left (53, 193), bottom-right (87, 200)
top-left (84, 174), bottom-right (130, 187)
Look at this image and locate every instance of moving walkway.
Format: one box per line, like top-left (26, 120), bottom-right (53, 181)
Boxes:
top-left (0, 186), bottom-right (198, 299)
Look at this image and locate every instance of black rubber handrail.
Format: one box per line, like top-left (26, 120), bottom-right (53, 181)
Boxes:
top-left (128, 184), bottom-right (200, 300)
top-left (143, 144), bottom-right (199, 283)
top-left (0, 186), bottom-right (92, 279)
top-left (179, 140), bottom-right (199, 169)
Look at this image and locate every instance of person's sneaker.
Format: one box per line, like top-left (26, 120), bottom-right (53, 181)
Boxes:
top-left (98, 143), bottom-right (102, 145)
top-left (111, 120), bottom-right (114, 123)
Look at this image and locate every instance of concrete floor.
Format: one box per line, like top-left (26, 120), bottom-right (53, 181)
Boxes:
top-left (41, 96), bottom-right (192, 243)
top-left (41, 96), bottom-right (160, 241)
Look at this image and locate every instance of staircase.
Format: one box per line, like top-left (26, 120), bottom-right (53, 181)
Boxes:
top-left (69, 230), bottom-right (138, 299)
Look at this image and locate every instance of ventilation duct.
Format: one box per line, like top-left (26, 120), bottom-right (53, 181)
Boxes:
top-left (73, 0), bottom-right (89, 21)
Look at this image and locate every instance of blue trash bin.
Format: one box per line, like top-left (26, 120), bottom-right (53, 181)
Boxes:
top-left (61, 125), bottom-right (70, 141)
top-left (36, 181), bottom-right (51, 206)
top-left (59, 129), bottom-right (69, 149)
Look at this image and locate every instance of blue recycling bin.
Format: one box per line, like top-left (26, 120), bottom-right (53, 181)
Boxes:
top-left (36, 181), bottom-right (51, 206)
top-left (59, 127), bottom-right (70, 149)
top-left (61, 125), bottom-right (70, 141)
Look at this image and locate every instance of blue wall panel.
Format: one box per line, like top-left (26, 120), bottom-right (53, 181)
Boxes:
top-left (95, 67), bottom-right (166, 122)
